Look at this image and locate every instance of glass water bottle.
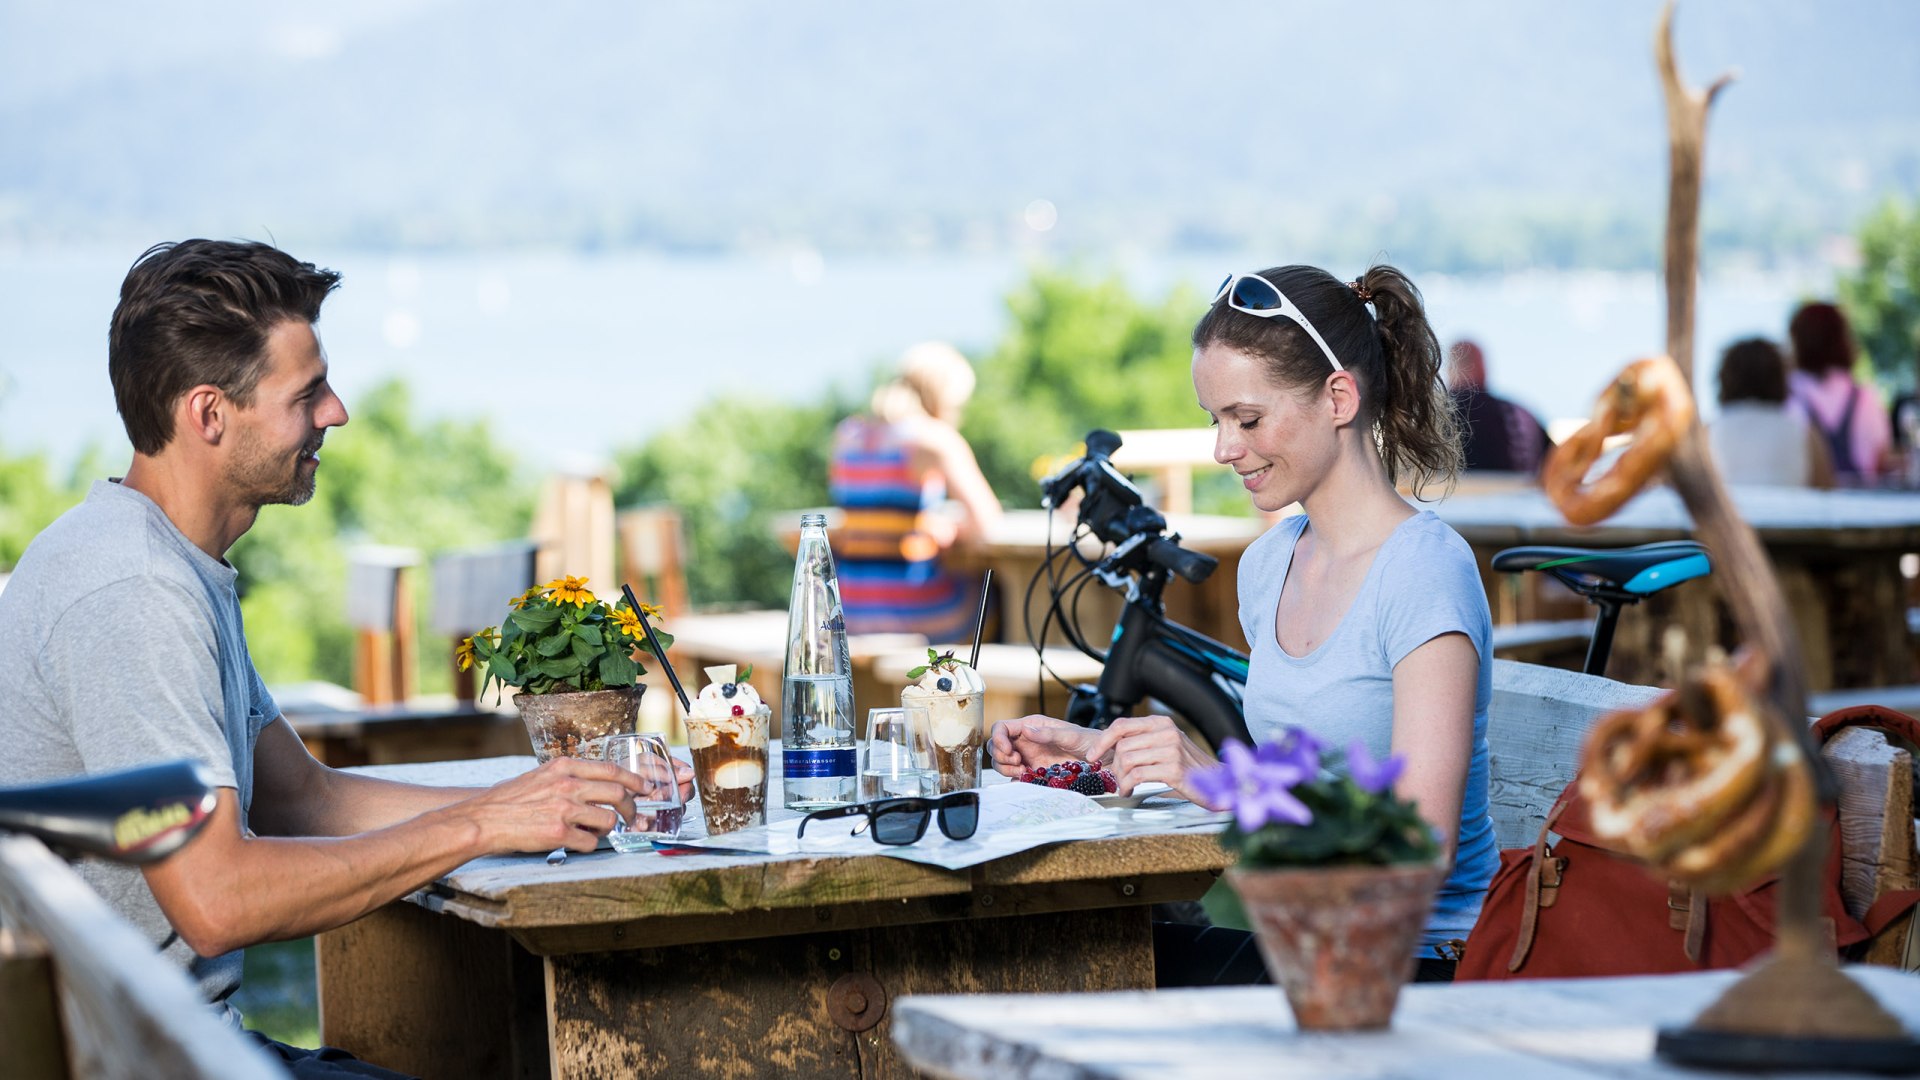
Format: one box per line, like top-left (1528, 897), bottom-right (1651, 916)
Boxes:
top-left (781, 513), bottom-right (857, 810)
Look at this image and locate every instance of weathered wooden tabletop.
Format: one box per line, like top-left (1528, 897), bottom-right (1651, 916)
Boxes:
top-left (1430, 486), bottom-right (1920, 691)
top-left (1429, 484), bottom-right (1920, 549)
top-left (322, 755), bottom-right (1233, 1079)
top-left (892, 967), bottom-right (1920, 1079)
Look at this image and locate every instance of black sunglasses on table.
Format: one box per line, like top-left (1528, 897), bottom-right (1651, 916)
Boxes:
top-left (796, 792), bottom-right (980, 846)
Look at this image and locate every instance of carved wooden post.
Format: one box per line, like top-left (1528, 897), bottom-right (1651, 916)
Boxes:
top-left (1649, 3), bottom-right (1913, 1059)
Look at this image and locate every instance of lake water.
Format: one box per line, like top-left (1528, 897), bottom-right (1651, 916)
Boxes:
top-left (0, 246), bottom-right (1830, 471)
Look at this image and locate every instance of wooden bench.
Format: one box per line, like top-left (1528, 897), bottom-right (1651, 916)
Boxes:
top-left (1487, 659), bottom-right (1918, 963)
top-left (0, 836), bottom-right (283, 1079)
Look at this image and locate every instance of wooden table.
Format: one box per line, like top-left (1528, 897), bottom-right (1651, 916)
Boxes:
top-left (315, 757), bottom-right (1230, 1080)
top-left (1429, 485), bottom-right (1920, 691)
top-left (890, 967), bottom-right (1920, 1079)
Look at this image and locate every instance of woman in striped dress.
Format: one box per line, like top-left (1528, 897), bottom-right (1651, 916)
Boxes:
top-left (829, 342), bottom-right (1002, 642)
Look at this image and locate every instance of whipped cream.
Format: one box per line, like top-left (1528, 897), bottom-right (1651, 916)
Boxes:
top-left (687, 664), bottom-right (770, 749)
top-left (901, 660), bottom-right (985, 749)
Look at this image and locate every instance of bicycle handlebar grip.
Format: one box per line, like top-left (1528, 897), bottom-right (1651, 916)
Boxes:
top-left (1147, 538), bottom-right (1217, 584)
top-left (1084, 429), bottom-right (1122, 461)
top-left (0, 759), bottom-right (218, 864)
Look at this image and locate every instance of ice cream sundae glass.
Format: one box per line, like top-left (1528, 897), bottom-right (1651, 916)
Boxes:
top-left (685, 664), bottom-right (771, 835)
top-left (900, 648), bottom-right (987, 793)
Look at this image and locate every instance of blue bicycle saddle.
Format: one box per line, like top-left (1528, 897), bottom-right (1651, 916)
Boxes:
top-left (1491, 540), bottom-right (1711, 596)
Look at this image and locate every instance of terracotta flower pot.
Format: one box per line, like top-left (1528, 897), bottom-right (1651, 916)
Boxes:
top-left (1228, 860), bottom-right (1445, 1031)
top-left (514, 686), bottom-right (645, 763)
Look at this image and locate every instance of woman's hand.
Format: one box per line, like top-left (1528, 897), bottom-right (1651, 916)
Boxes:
top-left (988, 715), bottom-right (1100, 775)
top-left (1087, 716), bottom-right (1218, 803)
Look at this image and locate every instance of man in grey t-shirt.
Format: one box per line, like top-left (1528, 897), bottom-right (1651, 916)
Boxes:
top-left (0, 240), bottom-right (677, 1077)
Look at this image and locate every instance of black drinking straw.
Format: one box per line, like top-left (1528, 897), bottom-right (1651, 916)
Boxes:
top-left (623, 584), bottom-right (690, 713)
top-left (967, 569), bottom-right (993, 669)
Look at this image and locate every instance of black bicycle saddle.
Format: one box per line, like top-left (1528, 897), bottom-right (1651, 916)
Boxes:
top-left (0, 760), bottom-right (218, 863)
top-left (1491, 540), bottom-right (1711, 597)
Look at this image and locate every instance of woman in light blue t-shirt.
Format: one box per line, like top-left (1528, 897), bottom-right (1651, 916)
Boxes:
top-left (991, 263), bottom-right (1496, 979)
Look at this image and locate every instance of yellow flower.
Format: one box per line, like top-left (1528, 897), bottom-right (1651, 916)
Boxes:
top-left (639, 601), bottom-right (663, 622)
top-left (608, 606), bottom-right (643, 638)
top-left (508, 585), bottom-right (544, 610)
top-left (455, 635), bottom-right (478, 672)
top-left (544, 575), bottom-right (595, 608)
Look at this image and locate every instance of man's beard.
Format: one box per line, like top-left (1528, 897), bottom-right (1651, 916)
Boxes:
top-left (229, 428), bottom-right (322, 507)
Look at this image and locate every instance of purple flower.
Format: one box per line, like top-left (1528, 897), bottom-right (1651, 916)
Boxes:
top-left (1190, 738), bottom-right (1313, 832)
top-left (1346, 739), bottom-right (1405, 795)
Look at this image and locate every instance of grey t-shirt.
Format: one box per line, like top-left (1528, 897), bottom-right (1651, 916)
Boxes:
top-left (1237, 510), bottom-right (1499, 949)
top-left (0, 480), bottom-right (277, 1022)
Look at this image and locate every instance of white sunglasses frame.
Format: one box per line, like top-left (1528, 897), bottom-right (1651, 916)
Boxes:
top-left (1212, 273), bottom-right (1347, 373)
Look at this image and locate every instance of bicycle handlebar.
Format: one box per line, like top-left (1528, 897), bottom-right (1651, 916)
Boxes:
top-left (1039, 429), bottom-right (1217, 584)
top-left (0, 760), bottom-right (218, 864)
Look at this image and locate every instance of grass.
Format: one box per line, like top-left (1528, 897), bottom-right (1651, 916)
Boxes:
top-left (233, 939), bottom-right (320, 1049)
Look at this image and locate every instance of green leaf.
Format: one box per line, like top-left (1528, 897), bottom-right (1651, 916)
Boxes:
top-left (599, 652), bottom-right (637, 687)
top-left (570, 636), bottom-right (598, 664)
top-left (492, 657), bottom-right (518, 684)
top-left (738, 663), bottom-right (752, 682)
top-left (573, 623), bottom-right (604, 646)
top-left (906, 665), bottom-right (928, 680)
top-left (510, 606), bottom-right (562, 633)
top-left (535, 634), bottom-right (572, 657)
top-left (538, 657), bottom-right (580, 679)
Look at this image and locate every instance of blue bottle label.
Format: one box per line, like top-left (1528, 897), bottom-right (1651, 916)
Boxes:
top-left (783, 748), bottom-right (856, 779)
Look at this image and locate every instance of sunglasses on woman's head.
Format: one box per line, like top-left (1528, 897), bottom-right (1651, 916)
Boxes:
top-left (1212, 272), bottom-right (1347, 373)
top-left (797, 792), bottom-right (980, 846)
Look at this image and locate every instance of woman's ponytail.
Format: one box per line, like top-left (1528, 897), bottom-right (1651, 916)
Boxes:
top-left (1355, 265), bottom-right (1460, 499)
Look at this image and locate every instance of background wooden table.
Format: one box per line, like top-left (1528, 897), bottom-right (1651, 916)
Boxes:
top-left (891, 967), bottom-right (1920, 1079)
top-left (315, 757), bottom-right (1230, 1080)
top-left (1429, 485), bottom-right (1920, 690)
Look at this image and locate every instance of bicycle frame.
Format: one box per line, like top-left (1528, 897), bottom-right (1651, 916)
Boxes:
top-left (1063, 598), bottom-right (1252, 751)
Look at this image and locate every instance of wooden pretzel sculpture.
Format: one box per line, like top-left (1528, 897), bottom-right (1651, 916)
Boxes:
top-left (1579, 652), bottom-right (1816, 895)
top-left (1543, 356), bottom-right (1696, 526)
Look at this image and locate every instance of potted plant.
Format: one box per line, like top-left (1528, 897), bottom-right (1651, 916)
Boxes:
top-left (458, 576), bottom-right (673, 762)
top-left (1189, 728), bottom-right (1443, 1031)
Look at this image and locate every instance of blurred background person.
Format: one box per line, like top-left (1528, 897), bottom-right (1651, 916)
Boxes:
top-left (1786, 301), bottom-right (1892, 483)
top-left (829, 342), bottom-right (1002, 640)
top-left (1709, 337), bottom-right (1833, 487)
top-left (1447, 340), bottom-right (1552, 474)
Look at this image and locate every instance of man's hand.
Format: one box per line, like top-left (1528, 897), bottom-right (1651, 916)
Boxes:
top-left (1086, 715), bottom-right (1217, 803)
top-left (988, 715), bottom-right (1100, 775)
top-left (454, 756), bottom-right (655, 854)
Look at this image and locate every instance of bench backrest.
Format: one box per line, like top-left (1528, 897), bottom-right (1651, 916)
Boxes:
top-left (0, 835), bottom-right (283, 1080)
top-left (1486, 659), bottom-right (1664, 849)
top-left (1486, 659), bottom-right (1918, 929)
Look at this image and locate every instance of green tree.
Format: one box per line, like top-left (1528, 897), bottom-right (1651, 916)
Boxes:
top-left (1838, 197), bottom-right (1920, 387)
top-left (612, 393), bottom-right (850, 609)
top-left (962, 267), bottom-right (1241, 511)
top-left (230, 379), bottom-right (537, 690)
top-left (0, 447), bottom-right (96, 569)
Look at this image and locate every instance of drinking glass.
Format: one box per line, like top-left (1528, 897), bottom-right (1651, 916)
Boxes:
top-left (600, 732), bottom-right (685, 850)
top-left (860, 706), bottom-right (937, 800)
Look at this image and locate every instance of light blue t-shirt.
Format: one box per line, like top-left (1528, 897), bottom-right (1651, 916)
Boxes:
top-left (1236, 510), bottom-right (1498, 951)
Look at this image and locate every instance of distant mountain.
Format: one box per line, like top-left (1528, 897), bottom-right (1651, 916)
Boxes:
top-left (1, 0), bottom-right (1915, 270)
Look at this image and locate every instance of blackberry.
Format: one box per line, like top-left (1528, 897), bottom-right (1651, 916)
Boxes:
top-left (1070, 772), bottom-right (1107, 796)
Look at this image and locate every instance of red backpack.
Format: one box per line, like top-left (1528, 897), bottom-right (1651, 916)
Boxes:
top-left (1457, 705), bottom-right (1920, 980)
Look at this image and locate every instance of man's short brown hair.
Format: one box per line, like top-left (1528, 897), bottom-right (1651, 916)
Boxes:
top-left (108, 240), bottom-right (341, 455)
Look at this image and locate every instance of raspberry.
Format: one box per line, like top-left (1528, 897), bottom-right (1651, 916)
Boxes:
top-left (1070, 773), bottom-right (1106, 796)
top-left (731, 704), bottom-right (744, 716)
top-left (1100, 770), bottom-right (1118, 793)
top-left (1018, 768), bottom-right (1039, 784)
top-left (1046, 775), bottom-right (1073, 789)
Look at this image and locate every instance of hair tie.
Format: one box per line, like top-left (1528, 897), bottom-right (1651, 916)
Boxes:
top-left (1349, 279), bottom-right (1375, 304)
